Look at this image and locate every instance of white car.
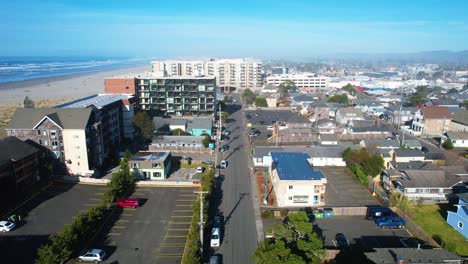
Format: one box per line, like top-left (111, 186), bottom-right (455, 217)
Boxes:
top-left (0, 221), bottom-right (15, 232)
top-left (196, 167), bottom-right (204, 173)
top-left (210, 227), bottom-right (220, 247)
top-left (220, 160), bottom-right (227, 169)
top-left (78, 249), bottom-right (106, 263)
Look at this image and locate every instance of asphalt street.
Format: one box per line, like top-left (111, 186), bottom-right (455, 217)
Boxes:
top-left (211, 96), bottom-right (257, 263)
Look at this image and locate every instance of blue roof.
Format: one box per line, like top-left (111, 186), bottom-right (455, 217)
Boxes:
top-left (271, 152), bottom-right (325, 181)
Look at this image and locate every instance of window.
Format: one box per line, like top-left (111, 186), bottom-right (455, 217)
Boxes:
top-left (288, 196), bottom-right (292, 200)
top-left (74, 135), bottom-right (79, 138)
top-left (50, 130), bottom-right (56, 136)
top-left (43, 131), bottom-right (47, 136)
top-left (77, 162), bottom-right (80, 166)
top-left (44, 140), bottom-right (48, 146)
top-left (132, 163), bottom-right (139, 168)
top-left (293, 195), bottom-right (309, 203)
top-left (152, 163), bottom-right (161, 168)
top-left (289, 185), bottom-right (293, 189)
top-left (39, 139), bottom-right (43, 145)
top-left (458, 221), bottom-right (463, 229)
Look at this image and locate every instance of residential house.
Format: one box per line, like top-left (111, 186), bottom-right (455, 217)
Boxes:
top-left (447, 193), bottom-right (468, 239)
top-left (261, 83), bottom-right (278, 94)
top-left (292, 94), bottom-right (315, 106)
top-left (311, 119), bottom-right (340, 134)
top-left (384, 104), bottom-right (416, 125)
top-left (355, 100), bottom-right (385, 116)
top-left (188, 118), bottom-right (212, 136)
top-left (129, 151), bottom-right (172, 180)
top-left (265, 95), bottom-right (278, 108)
top-left (392, 149), bottom-right (425, 163)
top-left (318, 134), bottom-right (338, 145)
top-left (345, 125), bottom-right (392, 140)
top-left (336, 107), bottom-right (364, 125)
top-left (401, 139), bottom-right (422, 150)
top-left (7, 108), bottom-right (104, 177)
top-left (0, 137), bottom-right (40, 206)
top-left (410, 107), bottom-right (451, 137)
top-left (440, 166), bottom-right (468, 194)
top-left (444, 131), bottom-right (468, 148)
top-left (269, 152), bottom-right (327, 207)
top-left (360, 139), bottom-right (399, 150)
top-left (388, 160), bottom-right (435, 170)
top-left (424, 152), bottom-right (446, 165)
top-left (170, 119), bottom-right (187, 132)
top-left (427, 98), bottom-right (460, 107)
top-left (450, 109), bottom-right (468, 132)
top-left (150, 136), bottom-right (205, 151)
top-left (310, 101), bottom-right (330, 121)
top-left (364, 248), bottom-right (464, 264)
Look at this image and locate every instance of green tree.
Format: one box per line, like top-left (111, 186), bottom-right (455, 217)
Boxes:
top-left (442, 139), bottom-right (454, 150)
top-left (255, 97), bottom-right (268, 107)
top-left (221, 111), bottom-right (229, 124)
top-left (361, 154), bottom-right (384, 177)
top-left (342, 83), bottom-right (356, 95)
top-left (253, 239), bottom-right (294, 264)
top-left (327, 94), bottom-right (349, 105)
top-left (243, 88), bottom-right (256, 105)
top-left (201, 133), bottom-right (211, 148)
top-left (405, 95), bottom-right (426, 107)
top-left (172, 128), bottom-right (191, 136)
top-left (448, 88), bottom-right (458, 94)
top-left (389, 192), bottom-right (412, 214)
top-left (132, 111), bottom-right (153, 140)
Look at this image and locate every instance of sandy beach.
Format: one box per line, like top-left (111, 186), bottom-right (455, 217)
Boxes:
top-left (0, 65), bottom-right (150, 104)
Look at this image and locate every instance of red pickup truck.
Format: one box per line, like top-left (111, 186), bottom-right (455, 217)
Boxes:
top-left (116, 198), bottom-right (139, 208)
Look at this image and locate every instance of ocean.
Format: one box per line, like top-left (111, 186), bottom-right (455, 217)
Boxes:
top-left (0, 56), bottom-right (149, 83)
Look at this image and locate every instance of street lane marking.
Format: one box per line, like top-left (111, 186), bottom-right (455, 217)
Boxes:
top-left (168, 228), bottom-right (190, 231)
top-left (124, 208), bottom-right (137, 210)
top-left (109, 233), bottom-right (121, 236)
top-left (179, 194), bottom-right (196, 197)
top-left (133, 193), bottom-right (145, 196)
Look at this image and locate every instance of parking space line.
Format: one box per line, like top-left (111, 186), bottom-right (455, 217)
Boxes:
top-left (124, 208), bottom-right (137, 211)
top-left (133, 193), bottom-right (145, 196)
top-left (109, 233), bottom-right (121, 236)
top-left (165, 235), bottom-right (187, 238)
top-left (159, 243), bottom-right (186, 247)
top-left (117, 220), bottom-right (129, 223)
top-left (179, 194), bottom-right (196, 197)
top-left (168, 228), bottom-right (190, 231)
top-left (171, 216), bottom-right (193, 218)
top-left (122, 213), bottom-right (133, 216)
top-left (173, 210), bottom-right (192, 212)
top-left (113, 226), bottom-right (125, 229)
top-left (90, 198), bottom-right (101, 201)
top-left (157, 254), bottom-right (182, 257)
top-left (176, 204), bottom-right (193, 207)
top-left (169, 222), bottom-right (191, 225)
top-left (176, 199), bottom-right (195, 202)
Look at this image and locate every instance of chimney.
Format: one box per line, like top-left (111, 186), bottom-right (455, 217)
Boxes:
top-left (396, 256), bottom-right (404, 264)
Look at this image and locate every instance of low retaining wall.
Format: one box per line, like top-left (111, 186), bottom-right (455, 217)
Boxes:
top-left (60, 176), bottom-right (200, 187)
top-left (60, 176), bottom-right (109, 185)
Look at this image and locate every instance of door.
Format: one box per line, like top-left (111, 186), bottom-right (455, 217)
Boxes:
top-left (313, 195), bottom-right (318, 205)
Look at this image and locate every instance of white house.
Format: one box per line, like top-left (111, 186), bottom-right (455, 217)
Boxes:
top-left (444, 131), bottom-right (468, 148)
top-left (336, 107), bottom-right (364, 125)
top-left (269, 152), bottom-right (327, 207)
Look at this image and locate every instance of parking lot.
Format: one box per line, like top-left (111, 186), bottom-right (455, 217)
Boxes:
top-left (0, 182), bottom-right (106, 263)
top-left (93, 187), bottom-right (198, 264)
top-left (318, 167), bottom-right (379, 207)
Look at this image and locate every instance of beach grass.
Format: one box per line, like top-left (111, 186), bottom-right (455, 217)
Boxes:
top-left (0, 98), bottom-right (76, 138)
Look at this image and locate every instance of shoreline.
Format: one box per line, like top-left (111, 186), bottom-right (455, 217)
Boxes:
top-left (0, 64), bottom-right (150, 104)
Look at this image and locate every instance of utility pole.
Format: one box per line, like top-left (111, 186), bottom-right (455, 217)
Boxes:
top-left (399, 86), bottom-right (405, 146)
top-left (195, 190), bottom-right (208, 256)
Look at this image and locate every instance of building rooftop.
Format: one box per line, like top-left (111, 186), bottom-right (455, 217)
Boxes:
top-left (109, 71), bottom-right (216, 80)
top-left (429, 98), bottom-right (460, 106)
top-left (271, 152), bottom-right (325, 181)
top-left (152, 135), bottom-right (204, 145)
top-left (446, 131), bottom-right (468, 140)
top-left (0, 137), bottom-right (39, 164)
top-left (397, 169), bottom-right (452, 188)
top-left (9, 108), bottom-right (93, 130)
top-left (337, 107), bottom-right (363, 117)
top-left (394, 149), bottom-right (425, 158)
top-left (424, 152), bottom-right (446, 160)
top-left (391, 161), bottom-right (435, 170)
top-left (188, 118), bottom-right (212, 130)
top-left (130, 151), bottom-right (170, 161)
top-left (364, 248), bottom-right (464, 264)
top-left (351, 125), bottom-right (391, 133)
top-left (402, 139), bottom-right (422, 148)
top-left (55, 94), bottom-right (133, 109)
top-left (293, 94), bottom-right (316, 103)
top-left (362, 139), bottom-right (400, 149)
top-left (451, 109), bottom-right (468, 125)
top-left (420, 106), bottom-right (451, 119)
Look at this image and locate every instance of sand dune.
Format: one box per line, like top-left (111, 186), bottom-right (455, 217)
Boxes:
top-left (0, 65), bottom-right (150, 104)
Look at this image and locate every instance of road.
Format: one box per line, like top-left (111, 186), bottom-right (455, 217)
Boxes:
top-left (210, 95), bottom-right (257, 263)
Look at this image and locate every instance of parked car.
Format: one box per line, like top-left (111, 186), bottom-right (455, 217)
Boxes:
top-left (421, 146), bottom-right (429, 153)
top-left (116, 198), bottom-right (139, 208)
top-left (267, 126), bottom-right (273, 130)
top-left (222, 144), bottom-right (229, 151)
top-left (335, 233), bottom-right (351, 252)
top-left (245, 114), bottom-right (252, 119)
top-left (375, 216), bottom-right (406, 228)
top-left (202, 160), bottom-right (214, 166)
top-left (222, 135), bottom-right (230, 141)
top-left (210, 227), bottom-right (221, 247)
top-left (196, 167), bottom-right (204, 173)
top-left (367, 206), bottom-right (393, 220)
top-left (220, 160), bottom-right (227, 169)
top-left (78, 249), bottom-right (106, 263)
top-left (223, 130), bottom-right (230, 136)
top-left (0, 221), bottom-right (15, 232)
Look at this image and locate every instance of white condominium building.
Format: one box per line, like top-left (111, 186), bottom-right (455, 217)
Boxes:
top-left (152, 58), bottom-right (263, 91)
top-left (266, 74), bottom-right (328, 90)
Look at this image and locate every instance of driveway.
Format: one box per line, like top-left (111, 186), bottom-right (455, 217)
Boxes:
top-left (92, 187), bottom-right (198, 264)
top-left (0, 182), bottom-right (106, 263)
top-left (318, 167), bottom-right (379, 207)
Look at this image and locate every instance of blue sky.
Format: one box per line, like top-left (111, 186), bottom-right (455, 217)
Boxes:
top-left (1, 0), bottom-right (468, 58)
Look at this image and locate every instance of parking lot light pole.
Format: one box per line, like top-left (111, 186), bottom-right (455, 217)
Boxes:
top-left (195, 190), bottom-right (208, 256)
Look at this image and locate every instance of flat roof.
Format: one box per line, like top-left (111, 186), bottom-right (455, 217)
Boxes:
top-left (55, 94), bottom-right (133, 109)
top-left (271, 152), bottom-right (325, 181)
top-left (130, 151), bottom-right (170, 161)
top-left (108, 72), bottom-right (216, 80)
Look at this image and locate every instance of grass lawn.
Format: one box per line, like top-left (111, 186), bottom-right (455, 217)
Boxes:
top-left (411, 205), bottom-right (468, 256)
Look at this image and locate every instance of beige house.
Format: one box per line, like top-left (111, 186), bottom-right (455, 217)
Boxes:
top-left (411, 107), bottom-right (451, 137)
top-left (129, 151), bottom-right (172, 180)
top-left (269, 152), bottom-right (327, 207)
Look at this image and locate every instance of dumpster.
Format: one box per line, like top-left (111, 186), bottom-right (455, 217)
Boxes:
top-left (323, 208), bottom-right (334, 218)
top-left (313, 209), bottom-right (324, 219)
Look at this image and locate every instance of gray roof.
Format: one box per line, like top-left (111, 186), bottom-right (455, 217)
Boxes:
top-left (338, 142), bottom-right (360, 150)
top-left (364, 248), bottom-right (464, 264)
top-left (424, 152), bottom-right (445, 160)
top-left (376, 149), bottom-right (392, 158)
top-left (311, 118), bottom-right (338, 128)
top-left (402, 140), bottom-right (422, 149)
top-left (351, 125), bottom-right (391, 133)
top-left (130, 151), bottom-right (170, 162)
top-left (0, 137), bottom-right (39, 164)
top-left (293, 94), bottom-right (315, 102)
top-left (188, 118), bottom-right (212, 130)
top-left (170, 119), bottom-right (187, 126)
top-left (397, 169), bottom-right (452, 188)
top-left (311, 101), bottom-right (329, 108)
top-left (362, 139), bottom-right (400, 149)
top-left (319, 134), bottom-right (338, 142)
top-left (349, 119), bottom-right (376, 128)
top-left (152, 135), bottom-right (204, 145)
top-left (55, 94), bottom-right (133, 109)
top-left (337, 107), bottom-right (363, 117)
top-left (385, 104), bottom-right (417, 113)
top-left (153, 117), bottom-right (171, 131)
top-left (439, 166), bottom-right (468, 176)
top-left (253, 145), bottom-right (344, 159)
top-left (446, 131), bottom-right (468, 140)
top-left (394, 149), bottom-right (425, 158)
top-left (9, 108), bottom-right (93, 130)
top-left (430, 98), bottom-right (460, 106)
top-left (452, 109), bottom-right (468, 125)
top-left (391, 161), bottom-right (435, 170)
top-left (357, 100), bottom-right (383, 107)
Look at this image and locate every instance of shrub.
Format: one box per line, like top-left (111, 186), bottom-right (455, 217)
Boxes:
top-left (261, 210), bottom-right (274, 219)
top-left (442, 140), bottom-right (454, 150)
top-left (280, 209), bottom-right (289, 218)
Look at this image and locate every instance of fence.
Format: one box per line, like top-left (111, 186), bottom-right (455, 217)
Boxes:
top-left (260, 206), bottom-right (368, 217)
top-left (60, 176), bottom-right (200, 187)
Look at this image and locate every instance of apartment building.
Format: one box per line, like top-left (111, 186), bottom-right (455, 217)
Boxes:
top-left (152, 58), bottom-right (263, 91)
top-left (7, 108), bottom-right (104, 177)
top-left (265, 74), bottom-right (328, 91)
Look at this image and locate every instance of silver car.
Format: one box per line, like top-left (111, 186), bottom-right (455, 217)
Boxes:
top-left (78, 249), bottom-right (106, 263)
